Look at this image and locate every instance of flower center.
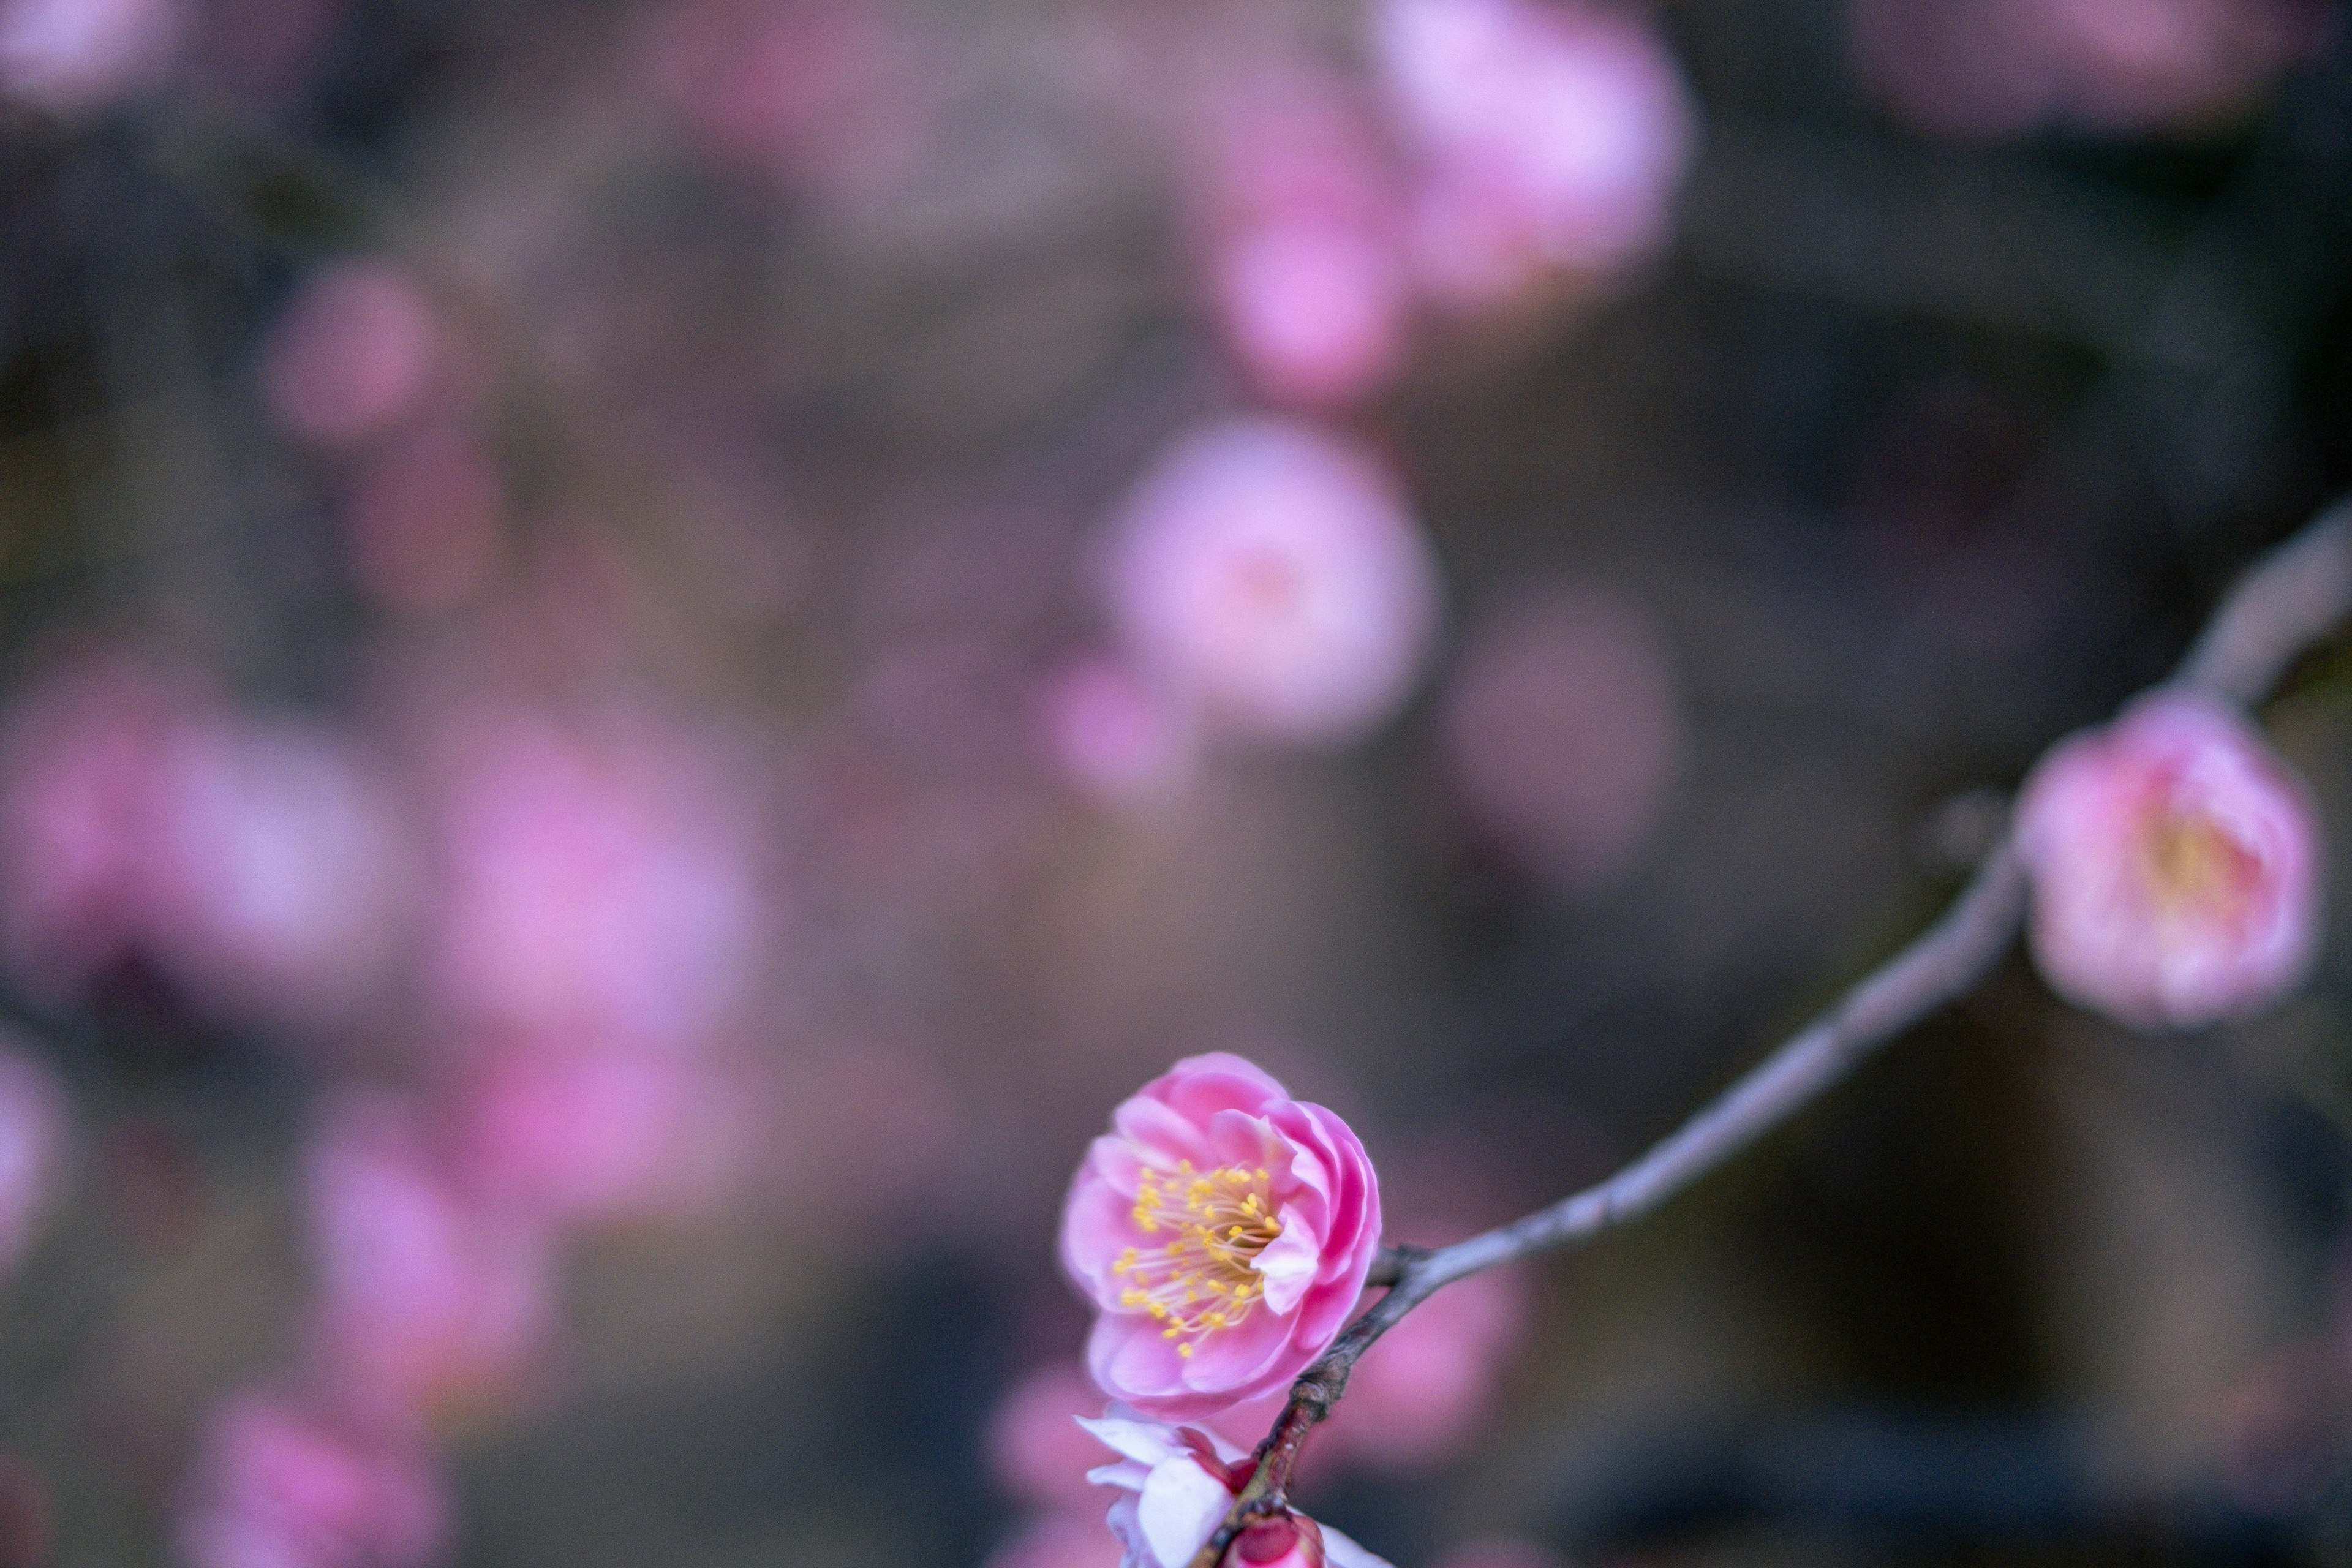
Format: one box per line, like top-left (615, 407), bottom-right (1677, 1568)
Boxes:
top-left (2141, 807), bottom-right (2257, 920)
top-left (1114, 1161), bottom-right (1282, 1357)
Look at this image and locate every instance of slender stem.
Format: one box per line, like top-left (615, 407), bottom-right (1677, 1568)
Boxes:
top-left (1182, 496), bottom-right (2352, 1568)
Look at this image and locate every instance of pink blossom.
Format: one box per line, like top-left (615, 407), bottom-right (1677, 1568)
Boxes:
top-left (449, 1041), bottom-right (749, 1226)
top-left (0, 1050), bottom-right (63, 1272)
top-left (989, 1361), bottom-right (1114, 1512)
top-left (1442, 589), bottom-right (1681, 890)
top-left (1186, 70), bottom-right (1411, 407)
top-left (0, 657), bottom-right (187, 996)
top-left (1102, 419), bottom-right (1440, 747)
top-left (1039, 656), bottom-right (1199, 807)
top-left (304, 1091), bottom-right (554, 1423)
top-left (2014, 692), bottom-right (2320, 1030)
top-left (0, 0), bottom-right (179, 115)
top-left (1852, 0), bottom-right (2318, 138)
top-left (261, 263), bottom-right (446, 451)
top-left (1080, 1408), bottom-right (1390, 1568)
top-left (143, 718), bottom-right (413, 1025)
top-left (1061, 1054), bottom-right (1381, 1421)
top-left (178, 1392), bottom-right (447, 1568)
top-left (425, 710), bottom-right (763, 1051)
top-left (1373, 0), bottom-right (1696, 307)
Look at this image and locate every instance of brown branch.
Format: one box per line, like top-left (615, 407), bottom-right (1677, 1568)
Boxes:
top-left (1182, 495), bottom-right (2352, 1568)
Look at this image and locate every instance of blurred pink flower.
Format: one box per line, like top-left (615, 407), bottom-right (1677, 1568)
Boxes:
top-left (306, 1092), bottom-right (554, 1423)
top-left (2015, 692), bottom-right (2320, 1030)
top-left (178, 1392), bottom-right (447, 1568)
top-left (1080, 1408), bottom-right (1390, 1568)
top-left (1103, 418), bottom-right (1441, 747)
top-left (1061, 1053), bottom-right (1381, 1421)
top-left (0, 1051), bottom-right (63, 1273)
top-left (985, 1513), bottom-right (1124, 1568)
top-left (426, 710), bottom-right (763, 1052)
top-left (1373, 0), bottom-right (1696, 307)
top-left (450, 1041), bottom-right (749, 1227)
top-left (0, 0), bottom-right (178, 115)
top-left (144, 718), bottom-right (413, 1025)
top-left (987, 1361), bottom-right (1112, 1512)
top-left (1039, 656), bottom-right (1199, 807)
top-left (1186, 70), bottom-right (1411, 407)
top-left (1852, 0), bottom-right (2318, 138)
top-left (341, 428), bottom-right (507, 614)
top-left (0, 657), bottom-right (194, 996)
top-left (1442, 588), bottom-right (1681, 890)
top-left (1322, 1265), bottom-right (1524, 1469)
top-left (261, 263), bottom-right (447, 451)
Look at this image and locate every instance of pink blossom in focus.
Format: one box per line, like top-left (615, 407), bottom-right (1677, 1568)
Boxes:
top-left (986, 1513), bottom-right (1123, 1568)
top-left (1442, 588), bottom-right (1681, 890)
top-left (305, 1091), bottom-right (554, 1423)
top-left (0, 0), bottom-right (179, 115)
top-left (426, 710), bottom-right (763, 1051)
top-left (0, 657), bottom-right (188, 996)
top-left (1186, 70), bottom-right (1411, 407)
top-left (2014, 692), bottom-right (2320, 1030)
top-left (143, 718), bottom-right (412, 1025)
top-left (1061, 1054), bottom-right (1381, 1420)
top-left (988, 1361), bottom-right (1113, 1512)
top-left (1103, 419), bottom-right (1440, 747)
top-left (1040, 656), bottom-right (1199, 807)
top-left (1080, 1408), bottom-right (1391, 1568)
top-left (178, 1392), bottom-right (446, 1568)
top-left (1322, 1265), bottom-right (1524, 1469)
top-left (450, 1041), bottom-right (749, 1226)
top-left (0, 1051), bottom-right (63, 1273)
top-left (341, 427), bottom-right (507, 614)
top-left (1852, 0), bottom-right (2319, 138)
top-left (261, 263), bottom-right (445, 451)
top-left (1373, 0), bottom-right (1697, 308)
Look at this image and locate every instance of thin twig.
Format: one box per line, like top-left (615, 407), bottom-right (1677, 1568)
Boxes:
top-left (1183, 496), bottom-right (2352, 1568)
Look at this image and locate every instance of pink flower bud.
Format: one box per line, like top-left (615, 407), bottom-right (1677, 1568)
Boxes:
top-left (261, 263), bottom-right (446, 451)
top-left (1102, 419), bottom-right (1440, 747)
top-left (178, 1392), bottom-right (447, 1568)
top-left (2015, 692), bottom-right (2320, 1030)
top-left (1061, 1054), bottom-right (1381, 1422)
top-left (1039, 655), bottom-right (1199, 807)
top-left (1079, 1407), bottom-right (1390, 1568)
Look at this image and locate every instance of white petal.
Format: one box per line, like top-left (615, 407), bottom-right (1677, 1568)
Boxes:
top-left (1318, 1523), bottom-right (1393, 1568)
top-left (1253, 1207), bottom-right (1322, 1314)
top-left (1087, 1460), bottom-right (1152, 1492)
top-left (1079, 1412), bottom-right (1188, 1468)
top-left (1137, 1456), bottom-right (1235, 1568)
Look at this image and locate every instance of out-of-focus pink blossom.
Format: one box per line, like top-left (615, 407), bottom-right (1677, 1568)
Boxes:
top-left (342, 428), bottom-right (507, 614)
top-left (1040, 656), bottom-right (1199, 807)
top-left (178, 1392), bottom-right (446, 1568)
top-left (426, 710), bottom-right (763, 1052)
top-left (0, 0), bottom-right (178, 115)
top-left (1103, 419), bottom-right (1441, 747)
top-left (638, 0), bottom-right (930, 203)
top-left (306, 1092), bottom-right (554, 1423)
top-left (0, 1051), bottom-right (63, 1273)
top-left (988, 1362), bottom-right (1112, 1512)
top-left (1080, 1408), bottom-right (1391, 1568)
top-left (1186, 70), bottom-right (1411, 407)
top-left (2015, 692), bottom-right (2320, 1030)
top-left (262, 263), bottom-right (447, 451)
top-left (1061, 1054), bottom-right (1381, 1421)
top-left (1442, 588), bottom-right (1681, 890)
top-left (1322, 1266), bottom-right (1523, 1469)
top-left (450, 1042), bottom-right (749, 1227)
top-left (0, 657), bottom-right (189, 995)
top-left (1852, 0), bottom-right (2320, 138)
top-left (985, 1513), bottom-right (1123, 1568)
top-left (1373, 0), bottom-right (1696, 308)
top-left (144, 719), bottom-right (412, 1025)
